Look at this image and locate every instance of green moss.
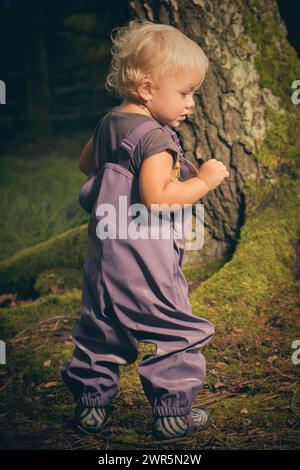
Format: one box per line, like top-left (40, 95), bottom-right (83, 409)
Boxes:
top-left (240, 2), bottom-right (300, 174)
top-left (8, 342), bottom-right (74, 384)
top-left (183, 257), bottom-right (229, 284)
top-left (0, 155), bottom-right (88, 261)
top-left (0, 291), bottom-right (81, 340)
top-left (0, 220), bottom-right (228, 300)
top-left (0, 275), bottom-right (298, 449)
top-left (1, 1), bottom-right (300, 449)
top-left (211, 392), bottom-right (298, 428)
top-left (34, 268), bottom-right (82, 296)
top-left (242, 3), bottom-right (300, 112)
top-left (0, 225), bottom-right (88, 297)
top-left (256, 107), bottom-right (300, 170)
top-left (189, 176), bottom-right (300, 327)
top-left (2, 173), bottom-right (298, 345)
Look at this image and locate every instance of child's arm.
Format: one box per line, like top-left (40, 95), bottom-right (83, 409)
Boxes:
top-left (79, 137), bottom-right (97, 176)
top-left (139, 150), bottom-right (229, 210)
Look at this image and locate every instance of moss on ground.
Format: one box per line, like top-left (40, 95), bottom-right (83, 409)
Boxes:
top-left (34, 268), bottom-right (83, 296)
top-left (189, 175), bottom-right (300, 329)
top-left (0, 229), bottom-right (225, 300)
top-left (0, 291), bottom-right (81, 340)
top-left (0, 225), bottom-right (87, 297)
top-left (1, 0), bottom-right (300, 450)
top-left (0, 276), bottom-right (298, 449)
top-left (0, 150), bottom-right (299, 450)
top-left (0, 154), bottom-right (89, 262)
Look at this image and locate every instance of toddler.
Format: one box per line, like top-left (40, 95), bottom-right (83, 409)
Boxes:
top-left (61, 19), bottom-right (229, 442)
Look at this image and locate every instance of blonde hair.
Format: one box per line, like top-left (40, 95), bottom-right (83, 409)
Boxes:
top-left (105, 19), bottom-right (209, 102)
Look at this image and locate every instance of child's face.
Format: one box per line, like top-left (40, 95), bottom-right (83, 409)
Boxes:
top-left (142, 68), bottom-right (202, 128)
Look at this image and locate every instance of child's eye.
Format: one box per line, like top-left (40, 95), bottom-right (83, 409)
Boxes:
top-left (181, 92), bottom-right (190, 96)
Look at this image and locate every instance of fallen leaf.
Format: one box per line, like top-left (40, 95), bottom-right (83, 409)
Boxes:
top-left (42, 381), bottom-right (59, 389)
top-left (240, 408), bottom-right (249, 414)
top-left (214, 382), bottom-right (226, 389)
top-left (123, 397), bottom-right (134, 405)
top-left (233, 327), bottom-right (243, 333)
top-left (43, 360), bottom-right (51, 367)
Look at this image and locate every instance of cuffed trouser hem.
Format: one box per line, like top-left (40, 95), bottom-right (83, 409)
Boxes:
top-left (78, 392), bottom-right (111, 408)
top-left (152, 404), bottom-right (191, 417)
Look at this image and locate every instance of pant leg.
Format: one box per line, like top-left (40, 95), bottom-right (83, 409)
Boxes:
top-left (133, 312), bottom-right (214, 417)
top-left (137, 237), bottom-right (216, 417)
top-left (101, 237), bottom-right (215, 417)
top-left (61, 270), bottom-right (139, 408)
top-left (139, 346), bottom-right (208, 417)
top-left (62, 227), bottom-right (215, 414)
top-left (101, 264), bottom-right (215, 417)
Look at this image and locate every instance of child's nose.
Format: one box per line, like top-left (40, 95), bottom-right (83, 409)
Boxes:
top-left (186, 95), bottom-right (195, 109)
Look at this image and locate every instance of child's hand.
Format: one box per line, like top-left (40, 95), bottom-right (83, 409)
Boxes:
top-left (196, 159), bottom-right (229, 191)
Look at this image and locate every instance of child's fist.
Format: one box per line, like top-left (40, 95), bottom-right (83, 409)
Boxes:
top-left (196, 159), bottom-right (229, 191)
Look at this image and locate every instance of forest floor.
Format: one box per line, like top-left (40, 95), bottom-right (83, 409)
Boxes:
top-left (0, 260), bottom-right (299, 451)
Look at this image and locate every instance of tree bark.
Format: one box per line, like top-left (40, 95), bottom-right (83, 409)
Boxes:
top-left (127, 0), bottom-right (300, 265)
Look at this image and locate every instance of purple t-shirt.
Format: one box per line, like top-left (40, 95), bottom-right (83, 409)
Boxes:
top-left (93, 107), bottom-right (180, 177)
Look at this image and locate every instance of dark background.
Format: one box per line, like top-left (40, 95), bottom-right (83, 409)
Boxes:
top-left (0, 0), bottom-right (299, 156)
top-left (277, 1), bottom-right (300, 58)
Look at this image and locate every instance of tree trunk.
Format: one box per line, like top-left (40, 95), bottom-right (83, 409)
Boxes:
top-left (128, 0), bottom-right (300, 265)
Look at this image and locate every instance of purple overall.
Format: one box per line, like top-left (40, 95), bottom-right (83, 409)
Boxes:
top-left (61, 119), bottom-right (215, 417)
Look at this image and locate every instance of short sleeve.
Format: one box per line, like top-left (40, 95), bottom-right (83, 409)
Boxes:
top-left (137, 127), bottom-right (179, 168)
top-left (92, 120), bottom-right (100, 155)
top-left (92, 117), bottom-right (104, 170)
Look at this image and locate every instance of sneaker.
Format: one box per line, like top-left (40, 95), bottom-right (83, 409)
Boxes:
top-left (75, 404), bottom-right (111, 435)
top-left (152, 407), bottom-right (212, 442)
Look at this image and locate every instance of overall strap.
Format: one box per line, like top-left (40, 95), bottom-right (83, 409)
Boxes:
top-left (163, 124), bottom-right (184, 159)
top-left (119, 120), bottom-right (183, 170)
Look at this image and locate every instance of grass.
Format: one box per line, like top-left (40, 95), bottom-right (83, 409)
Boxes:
top-left (0, 146), bottom-right (299, 450)
top-left (0, 275), bottom-right (299, 450)
top-left (0, 154), bottom-right (89, 261)
top-left (1, 5), bottom-right (300, 446)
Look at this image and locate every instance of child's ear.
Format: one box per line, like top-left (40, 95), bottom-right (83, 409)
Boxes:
top-left (137, 77), bottom-right (154, 101)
